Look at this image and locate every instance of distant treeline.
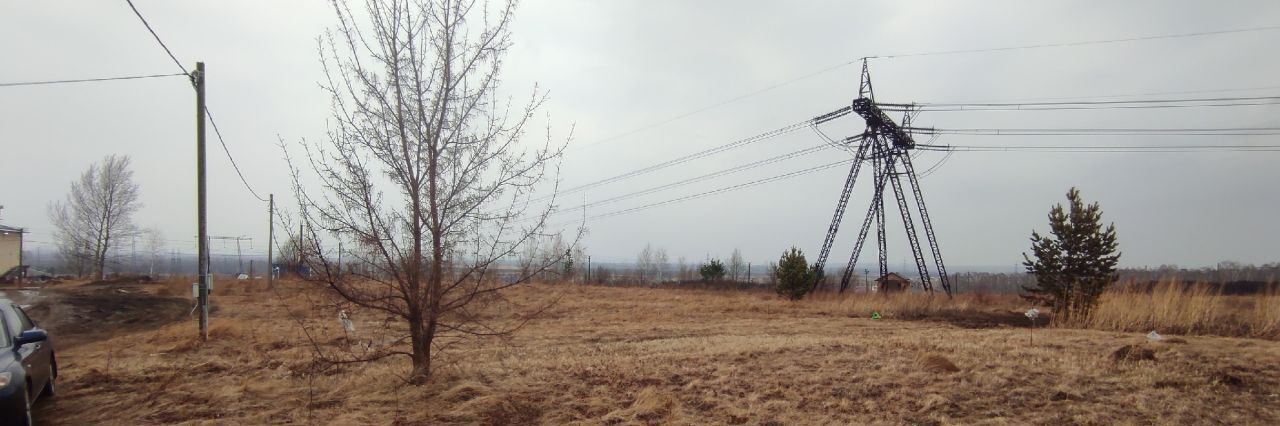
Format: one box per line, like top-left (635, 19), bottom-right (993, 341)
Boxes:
top-left (577, 262), bottom-right (1280, 296)
top-left (949, 262), bottom-right (1279, 295)
top-left (1114, 280), bottom-right (1277, 295)
top-left (1118, 261), bottom-right (1280, 284)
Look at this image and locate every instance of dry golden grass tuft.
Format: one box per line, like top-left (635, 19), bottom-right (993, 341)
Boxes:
top-left (30, 280), bottom-right (1280, 424)
top-left (601, 386), bottom-right (680, 424)
top-left (917, 353), bottom-right (960, 373)
top-left (1110, 344), bottom-right (1157, 364)
top-left (1084, 280), bottom-right (1280, 338)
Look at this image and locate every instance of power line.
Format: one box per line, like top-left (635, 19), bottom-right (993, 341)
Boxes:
top-left (905, 84), bottom-right (1280, 105)
top-left (205, 107), bottom-right (268, 202)
top-left (916, 149), bottom-right (955, 178)
top-left (922, 132), bottom-right (1280, 136)
top-left (582, 144), bottom-right (830, 208)
top-left (558, 158), bottom-right (855, 226)
top-left (571, 62), bottom-right (854, 153)
top-left (121, 1), bottom-right (268, 203)
top-left (125, 0), bottom-right (190, 77)
top-left (881, 96), bottom-right (1280, 112)
top-left (564, 24), bottom-right (1280, 154)
top-left (909, 127), bottom-right (1280, 136)
top-left (917, 144), bottom-right (1280, 153)
top-left (535, 119), bottom-right (814, 203)
top-left (546, 123), bottom-right (1280, 226)
top-left (0, 73), bottom-right (187, 88)
top-left (893, 101), bottom-right (1280, 112)
top-left (548, 24), bottom-right (1280, 229)
top-left (863, 24), bottom-right (1280, 60)
top-left (553, 139), bottom-right (1280, 228)
top-left (889, 95), bottom-right (1280, 108)
top-left (531, 143), bottom-right (834, 222)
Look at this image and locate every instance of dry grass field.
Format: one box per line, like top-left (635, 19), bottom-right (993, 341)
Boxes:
top-left (1084, 281), bottom-right (1280, 339)
top-left (27, 279), bottom-right (1280, 425)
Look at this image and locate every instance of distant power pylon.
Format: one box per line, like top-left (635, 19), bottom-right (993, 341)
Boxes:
top-left (811, 60), bottom-right (951, 296)
top-left (208, 235), bottom-right (252, 274)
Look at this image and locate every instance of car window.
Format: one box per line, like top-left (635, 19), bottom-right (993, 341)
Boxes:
top-left (13, 306), bottom-right (34, 330)
top-left (2, 306), bottom-right (23, 338)
top-left (0, 315), bottom-right (9, 346)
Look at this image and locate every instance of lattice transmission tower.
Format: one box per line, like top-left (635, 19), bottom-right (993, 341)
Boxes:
top-left (809, 60), bottom-right (951, 296)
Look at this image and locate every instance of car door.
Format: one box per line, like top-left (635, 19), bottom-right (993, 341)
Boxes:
top-left (2, 305), bottom-right (46, 393)
top-left (12, 306), bottom-right (50, 386)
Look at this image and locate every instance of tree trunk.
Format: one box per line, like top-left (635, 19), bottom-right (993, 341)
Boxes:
top-left (95, 234), bottom-right (109, 281)
top-left (408, 317), bottom-right (433, 384)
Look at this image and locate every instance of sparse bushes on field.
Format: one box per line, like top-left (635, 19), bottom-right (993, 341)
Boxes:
top-left (593, 267), bottom-right (613, 284)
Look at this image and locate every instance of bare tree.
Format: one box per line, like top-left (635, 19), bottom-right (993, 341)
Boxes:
top-left (570, 242), bottom-right (587, 283)
top-left (48, 155), bottom-right (141, 281)
top-left (636, 243), bottom-right (655, 284)
top-left (537, 234), bottom-right (568, 283)
top-left (144, 228), bottom-right (165, 277)
top-left (276, 232), bottom-right (314, 278)
top-left (654, 248), bottom-right (669, 283)
top-left (54, 238), bottom-right (92, 278)
top-left (288, 0), bottom-right (570, 383)
top-left (516, 236), bottom-right (540, 279)
top-left (728, 248), bottom-right (746, 282)
top-left (676, 256), bottom-right (692, 282)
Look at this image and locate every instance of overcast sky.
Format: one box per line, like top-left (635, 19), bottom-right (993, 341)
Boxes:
top-left (2, 1), bottom-right (1278, 271)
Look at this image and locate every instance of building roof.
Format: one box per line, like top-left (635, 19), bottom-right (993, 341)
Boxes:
top-left (0, 224), bottom-right (25, 234)
top-left (876, 272), bottom-right (910, 283)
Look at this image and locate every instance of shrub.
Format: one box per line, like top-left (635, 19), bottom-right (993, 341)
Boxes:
top-left (774, 247), bottom-right (812, 300)
top-left (1022, 187), bottom-right (1120, 322)
top-left (699, 259), bottom-right (726, 282)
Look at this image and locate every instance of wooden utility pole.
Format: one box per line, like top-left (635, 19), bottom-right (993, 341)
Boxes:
top-left (267, 194), bottom-right (274, 289)
top-left (195, 61), bottom-right (209, 341)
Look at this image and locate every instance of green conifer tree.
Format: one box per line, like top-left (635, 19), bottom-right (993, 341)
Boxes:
top-left (775, 247), bottom-right (813, 300)
top-left (699, 259), bottom-right (726, 282)
top-left (1022, 187), bottom-right (1121, 322)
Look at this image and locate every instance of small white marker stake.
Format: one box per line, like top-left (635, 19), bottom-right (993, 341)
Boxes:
top-left (1025, 308), bottom-right (1040, 345)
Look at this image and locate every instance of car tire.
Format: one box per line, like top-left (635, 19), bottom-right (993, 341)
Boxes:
top-left (41, 364), bottom-right (56, 398)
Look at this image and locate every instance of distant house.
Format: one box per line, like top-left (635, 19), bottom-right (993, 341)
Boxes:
top-left (0, 224), bottom-right (25, 283)
top-left (875, 272), bottom-right (911, 293)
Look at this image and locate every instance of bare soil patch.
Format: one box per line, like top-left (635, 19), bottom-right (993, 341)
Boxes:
top-left (23, 279), bottom-right (191, 348)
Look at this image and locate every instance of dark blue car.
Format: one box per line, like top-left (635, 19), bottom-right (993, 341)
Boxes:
top-left (0, 299), bottom-right (55, 426)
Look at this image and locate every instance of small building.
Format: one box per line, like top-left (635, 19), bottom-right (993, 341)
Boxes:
top-left (875, 272), bottom-right (911, 293)
top-left (0, 224), bottom-right (25, 283)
